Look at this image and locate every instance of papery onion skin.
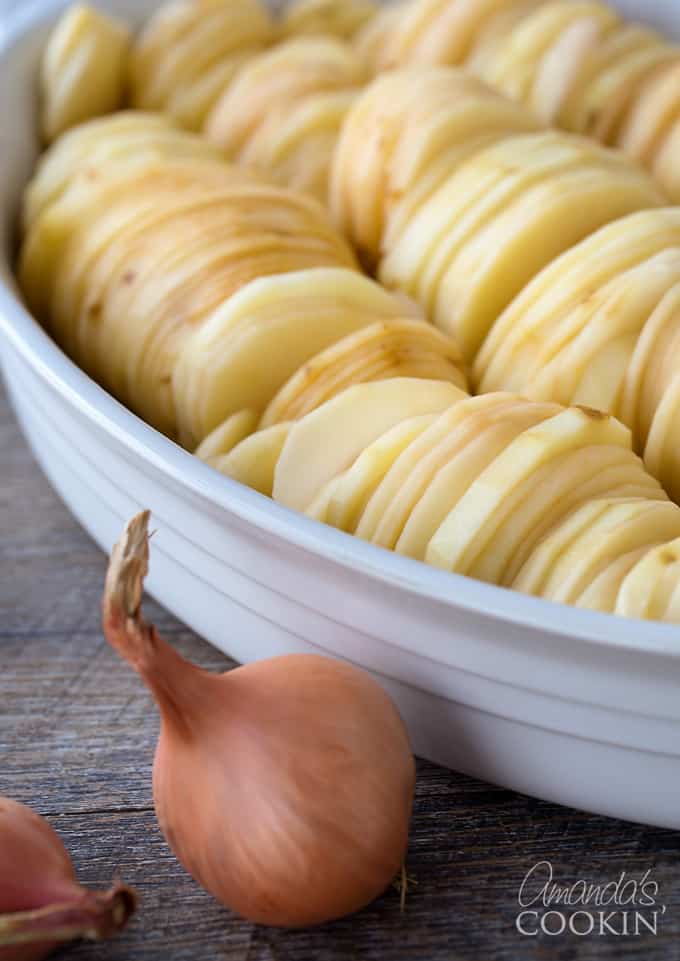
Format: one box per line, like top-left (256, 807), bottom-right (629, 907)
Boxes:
top-left (0, 797), bottom-right (136, 961)
top-left (103, 511), bottom-right (416, 928)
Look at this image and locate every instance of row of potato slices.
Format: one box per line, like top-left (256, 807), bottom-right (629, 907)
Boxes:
top-left (41, 2), bottom-right (372, 202)
top-left (365, 0), bottom-right (680, 202)
top-left (205, 35), bottom-right (367, 203)
top-left (193, 378), bottom-right (680, 622)
top-left (332, 67), bottom-right (680, 502)
top-left (129, 0), bottom-right (376, 132)
top-left (476, 209), bottom-right (680, 503)
top-left (332, 67), bottom-right (664, 361)
top-left (40, 0), bottom-right (377, 163)
top-left (18, 122), bottom-right (466, 447)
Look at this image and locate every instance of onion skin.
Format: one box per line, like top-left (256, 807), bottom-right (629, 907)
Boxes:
top-left (0, 797), bottom-right (136, 961)
top-left (103, 511), bottom-right (416, 928)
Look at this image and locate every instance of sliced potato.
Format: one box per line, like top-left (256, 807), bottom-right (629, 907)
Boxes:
top-left (515, 498), bottom-right (680, 606)
top-left (174, 269), bottom-right (411, 447)
top-left (194, 409), bottom-right (260, 463)
top-left (261, 317), bottom-right (465, 428)
top-left (477, 208), bottom-right (680, 391)
top-left (382, 131), bottom-right (661, 360)
top-left (356, 393), bottom-right (540, 546)
top-left (283, 0), bottom-right (378, 41)
top-left (309, 414), bottom-right (436, 530)
top-left (369, 397), bottom-right (558, 553)
top-left (577, 546), bottom-right (656, 613)
top-left (130, 0), bottom-right (274, 129)
top-left (41, 3), bottom-right (131, 144)
top-left (23, 112), bottom-right (228, 232)
top-left (487, 1), bottom-right (619, 106)
top-left (426, 406), bottom-right (631, 574)
top-left (617, 537), bottom-right (680, 621)
top-left (211, 423), bottom-right (293, 496)
top-left (273, 378), bottom-right (466, 512)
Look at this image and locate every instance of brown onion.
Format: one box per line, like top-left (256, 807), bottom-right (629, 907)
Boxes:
top-left (0, 796), bottom-right (135, 961)
top-left (102, 511), bottom-right (415, 927)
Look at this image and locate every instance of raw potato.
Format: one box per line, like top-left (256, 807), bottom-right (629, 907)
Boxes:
top-left (260, 316), bottom-right (466, 427)
top-left (273, 378), bottom-right (467, 512)
top-left (370, 0), bottom-right (680, 200)
top-left (194, 410), bottom-right (260, 464)
top-left (283, 0), bottom-right (379, 41)
top-left (206, 37), bottom-right (365, 201)
top-left (358, 394), bottom-right (557, 560)
top-left (22, 112), bottom-right (226, 232)
top-left (310, 415), bottom-right (437, 532)
top-left (268, 385), bottom-right (680, 621)
top-left (40, 3), bottom-right (131, 144)
top-left (20, 158), bottom-right (356, 437)
top-left (129, 0), bottom-right (275, 130)
top-left (173, 268), bottom-right (467, 449)
top-left (514, 499), bottom-right (680, 604)
top-left (617, 538), bottom-right (680, 620)
top-left (425, 406), bottom-right (631, 574)
top-left (209, 423), bottom-right (293, 496)
top-left (477, 208), bottom-right (680, 501)
top-left (331, 66), bottom-right (540, 266)
top-left (21, 11), bottom-right (680, 625)
top-left (377, 129), bottom-right (662, 360)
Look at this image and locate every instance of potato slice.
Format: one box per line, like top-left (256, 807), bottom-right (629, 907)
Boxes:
top-left (261, 317), bottom-right (465, 428)
top-left (211, 423), bottom-right (293, 497)
top-left (273, 378), bottom-right (466, 512)
top-left (371, 398), bottom-right (560, 554)
top-left (20, 166), bottom-right (357, 436)
top-left (530, 12), bottom-right (618, 124)
top-left (473, 447), bottom-right (665, 587)
top-left (487, 1), bottom-right (619, 106)
top-left (378, 0), bottom-right (519, 70)
top-left (174, 270), bottom-right (413, 447)
top-left (283, 0), bottom-right (377, 41)
top-left (194, 409), bottom-right (260, 463)
top-left (309, 414), bottom-right (436, 530)
top-left (477, 208), bottom-right (680, 391)
top-left (515, 499), bottom-right (680, 607)
top-left (355, 393), bottom-right (516, 544)
top-left (617, 60), bottom-right (680, 171)
top-left (562, 24), bottom-right (676, 143)
top-left (206, 37), bottom-right (364, 158)
top-left (617, 537), bottom-right (680, 621)
top-left (381, 131), bottom-right (661, 360)
top-left (355, 3), bottom-right (404, 73)
top-left (431, 164), bottom-right (661, 360)
top-left (650, 116), bottom-right (680, 204)
top-left (467, 0), bottom-right (546, 76)
top-left (426, 406), bottom-right (630, 574)
top-left (330, 67), bottom-right (537, 265)
top-left (621, 281), bottom-right (680, 444)
top-left (24, 112), bottom-right (176, 230)
top-left (644, 372), bottom-right (680, 503)
top-left (521, 250), bottom-right (680, 417)
top-left (242, 91), bottom-right (358, 202)
top-left (40, 3), bottom-right (131, 144)
top-left (130, 0), bottom-right (273, 129)
top-left (577, 546), bottom-right (656, 613)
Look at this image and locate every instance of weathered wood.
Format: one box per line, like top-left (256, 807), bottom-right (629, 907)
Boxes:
top-left (2, 380), bottom-right (680, 961)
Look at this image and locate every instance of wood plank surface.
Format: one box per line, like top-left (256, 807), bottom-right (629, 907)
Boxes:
top-left (2, 380), bottom-right (680, 961)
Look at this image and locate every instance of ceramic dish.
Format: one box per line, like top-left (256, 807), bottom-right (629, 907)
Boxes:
top-left (2, 0), bottom-right (680, 829)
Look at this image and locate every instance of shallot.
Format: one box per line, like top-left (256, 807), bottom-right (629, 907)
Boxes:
top-left (0, 795), bottom-right (135, 961)
top-left (102, 511), bottom-right (415, 927)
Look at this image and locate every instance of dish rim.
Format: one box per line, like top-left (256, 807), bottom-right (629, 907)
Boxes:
top-left (2, 0), bottom-right (680, 662)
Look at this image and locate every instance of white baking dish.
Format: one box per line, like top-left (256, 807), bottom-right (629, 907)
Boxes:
top-left (2, 0), bottom-right (680, 828)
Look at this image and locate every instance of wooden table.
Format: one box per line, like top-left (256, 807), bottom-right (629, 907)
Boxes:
top-left (2, 381), bottom-right (680, 961)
